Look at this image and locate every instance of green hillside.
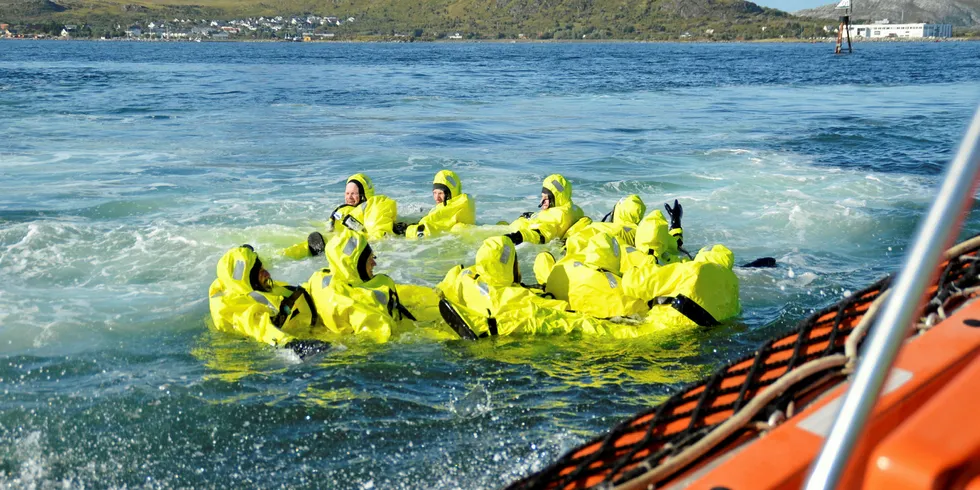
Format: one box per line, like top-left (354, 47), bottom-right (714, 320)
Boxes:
top-left (1, 0), bottom-right (830, 40)
top-left (0, 0), bottom-right (65, 16)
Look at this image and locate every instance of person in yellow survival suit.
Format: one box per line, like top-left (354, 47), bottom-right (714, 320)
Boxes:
top-left (393, 169), bottom-right (476, 239)
top-left (208, 245), bottom-right (331, 359)
top-left (437, 235), bottom-right (647, 339)
top-left (304, 228), bottom-right (415, 343)
top-left (283, 173), bottom-right (398, 259)
top-left (437, 235), bottom-right (613, 339)
top-left (535, 194), bottom-right (648, 282)
top-left (537, 231), bottom-right (648, 319)
top-left (592, 194), bottom-right (647, 248)
top-left (622, 199), bottom-right (689, 270)
top-left (506, 174), bottom-right (585, 245)
top-left (621, 243), bottom-right (741, 329)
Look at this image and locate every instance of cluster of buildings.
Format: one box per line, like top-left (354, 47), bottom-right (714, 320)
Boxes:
top-left (1, 15), bottom-right (357, 40)
top-left (122, 15), bottom-right (357, 40)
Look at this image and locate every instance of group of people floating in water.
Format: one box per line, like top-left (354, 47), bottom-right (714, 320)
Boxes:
top-left (208, 171), bottom-right (742, 358)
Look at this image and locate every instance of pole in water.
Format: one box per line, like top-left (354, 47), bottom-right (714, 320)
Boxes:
top-left (834, 0), bottom-right (853, 54)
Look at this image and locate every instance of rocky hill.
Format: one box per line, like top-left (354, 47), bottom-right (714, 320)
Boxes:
top-left (795, 0), bottom-right (980, 25)
top-left (0, 0), bottom-right (64, 16)
top-left (0, 0), bottom-right (830, 40)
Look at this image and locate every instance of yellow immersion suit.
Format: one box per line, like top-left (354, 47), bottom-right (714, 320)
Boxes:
top-left (438, 236), bottom-right (649, 339)
top-left (208, 246), bottom-right (317, 348)
top-left (622, 244), bottom-right (741, 329)
top-left (508, 174), bottom-right (585, 244)
top-left (305, 229), bottom-right (410, 343)
top-left (437, 236), bottom-right (595, 337)
top-left (624, 209), bottom-right (687, 269)
top-left (406, 169), bottom-right (476, 239)
top-left (283, 173), bottom-right (398, 259)
top-left (554, 194), bottom-right (648, 278)
top-left (542, 231), bottom-right (648, 319)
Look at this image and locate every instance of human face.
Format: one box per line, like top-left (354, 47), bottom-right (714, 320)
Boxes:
top-left (257, 268), bottom-right (273, 292)
top-left (540, 192), bottom-right (551, 210)
top-left (345, 182), bottom-right (362, 206)
top-left (365, 253), bottom-right (377, 278)
top-left (433, 189), bottom-right (446, 204)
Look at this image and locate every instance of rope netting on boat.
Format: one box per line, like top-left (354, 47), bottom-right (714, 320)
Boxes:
top-left (504, 235), bottom-right (980, 490)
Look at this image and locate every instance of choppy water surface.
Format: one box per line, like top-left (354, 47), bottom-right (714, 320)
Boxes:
top-left (2, 40), bottom-right (979, 489)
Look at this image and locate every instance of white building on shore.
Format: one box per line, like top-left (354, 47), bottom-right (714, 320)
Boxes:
top-left (848, 22), bottom-right (952, 39)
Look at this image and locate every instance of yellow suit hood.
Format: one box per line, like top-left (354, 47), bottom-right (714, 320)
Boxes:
top-left (325, 229), bottom-right (373, 285)
top-left (347, 173), bottom-right (376, 203)
top-left (475, 236), bottom-right (518, 287)
top-left (583, 232), bottom-right (623, 275)
top-left (433, 169), bottom-right (462, 202)
top-left (216, 246), bottom-right (263, 295)
top-left (613, 195), bottom-right (646, 227)
top-left (695, 244), bottom-right (735, 269)
top-left (542, 174), bottom-right (573, 208)
top-left (635, 210), bottom-right (676, 256)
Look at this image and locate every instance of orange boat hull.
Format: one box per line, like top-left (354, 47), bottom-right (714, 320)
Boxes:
top-left (669, 299), bottom-right (980, 490)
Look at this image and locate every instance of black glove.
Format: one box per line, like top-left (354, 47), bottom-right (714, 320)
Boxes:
top-left (664, 199), bottom-right (683, 230)
top-left (392, 222), bottom-right (409, 236)
top-left (520, 211), bottom-right (534, 219)
top-left (307, 231), bottom-right (326, 256)
top-left (741, 257), bottom-right (777, 268)
top-left (284, 339), bottom-right (331, 360)
top-left (415, 224), bottom-right (425, 237)
top-left (503, 231), bottom-right (524, 246)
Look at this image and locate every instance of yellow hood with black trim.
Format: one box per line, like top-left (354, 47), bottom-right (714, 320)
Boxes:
top-left (347, 173), bottom-right (376, 202)
top-left (475, 236), bottom-right (518, 287)
top-left (433, 169), bottom-right (462, 202)
top-left (216, 246), bottom-right (261, 295)
top-left (542, 174), bottom-right (573, 208)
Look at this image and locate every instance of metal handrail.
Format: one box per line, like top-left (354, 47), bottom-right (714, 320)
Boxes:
top-left (803, 103), bottom-right (980, 490)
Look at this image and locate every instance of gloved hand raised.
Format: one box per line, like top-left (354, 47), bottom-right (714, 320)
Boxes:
top-left (307, 231), bottom-right (326, 256)
top-left (664, 199), bottom-right (683, 230)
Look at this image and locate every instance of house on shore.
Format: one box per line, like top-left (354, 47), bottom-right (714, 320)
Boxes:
top-left (847, 21), bottom-right (952, 39)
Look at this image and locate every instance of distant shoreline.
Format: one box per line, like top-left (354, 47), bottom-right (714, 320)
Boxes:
top-left (2, 36), bottom-right (975, 43)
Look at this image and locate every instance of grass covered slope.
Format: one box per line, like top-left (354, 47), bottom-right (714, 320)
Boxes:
top-left (1, 0), bottom-right (827, 40)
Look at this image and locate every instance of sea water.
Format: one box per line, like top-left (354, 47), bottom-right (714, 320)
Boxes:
top-left (1, 40), bottom-right (979, 489)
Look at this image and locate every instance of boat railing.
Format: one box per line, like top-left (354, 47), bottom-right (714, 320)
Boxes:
top-left (803, 103), bottom-right (980, 490)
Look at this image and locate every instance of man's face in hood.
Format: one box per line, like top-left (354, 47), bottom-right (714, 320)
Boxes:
top-left (345, 182), bottom-right (362, 206)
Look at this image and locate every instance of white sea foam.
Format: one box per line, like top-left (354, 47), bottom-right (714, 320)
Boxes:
top-left (0, 431), bottom-right (59, 489)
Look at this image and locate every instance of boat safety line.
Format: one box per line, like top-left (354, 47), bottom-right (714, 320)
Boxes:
top-left (845, 288), bottom-right (890, 373)
top-left (615, 355), bottom-right (848, 490)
